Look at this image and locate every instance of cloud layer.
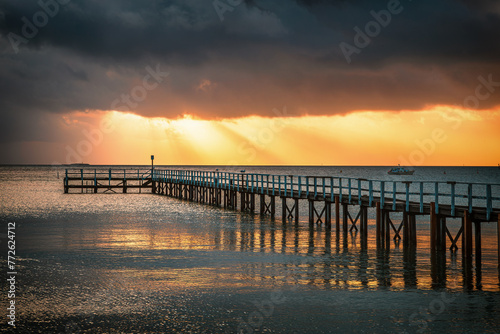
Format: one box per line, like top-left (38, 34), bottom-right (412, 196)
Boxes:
top-left (1, 0), bottom-right (500, 145)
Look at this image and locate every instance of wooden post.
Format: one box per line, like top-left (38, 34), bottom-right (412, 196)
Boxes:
top-left (380, 209), bottom-right (385, 249)
top-left (270, 196), bottom-right (275, 220)
top-left (385, 211), bottom-right (390, 248)
top-left (463, 210), bottom-right (474, 282)
top-left (309, 200), bottom-right (314, 227)
top-left (260, 194), bottom-right (265, 215)
top-left (364, 206), bottom-right (368, 236)
top-left (342, 203), bottom-right (348, 234)
top-left (360, 206), bottom-right (365, 237)
top-left (464, 210), bottom-right (473, 259)
top-left (294, 198), bottom-right (299, 224)
top-left (325, 201), bottom-right (332, 229)
top-left (376, 202), bottom-right (381, 245)
top-left (325, 201), bottom-right (331, 229)
top-left (440, 217), bottom-right (447, 252)
top-left (411, 215), bottom-right (417, 247)
top-left (282, 197), bottom-right (287, 223)
top-left (475, 221), bottom-right (481, 269)
top-left (430, 202), bottom-right (437, 252)
top-left (498, 214), bottom-right (500, 269)
top-left (361, 206), bottom-right (368, 248)
top-left (403, 210), bottom-right (409, 248)
top-left (435, 214), bottom-right (442, 251)
top-left (335, 195), bottom-right (340, 235)
top-left (64, 170), bottom-right (69, 194)
top-left (461, 216), bottom-right (465, 260)
top-left (250, 193), bottom-right (255, 212)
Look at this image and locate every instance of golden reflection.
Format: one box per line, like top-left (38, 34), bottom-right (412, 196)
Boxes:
top-left (59, 213), bottom-right (500, 291)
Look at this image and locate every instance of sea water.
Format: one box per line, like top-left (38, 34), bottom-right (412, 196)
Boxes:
top-left (0, 165), bottom-right (499, 333)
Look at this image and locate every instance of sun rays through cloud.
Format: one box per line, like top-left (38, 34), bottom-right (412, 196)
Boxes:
top-left (28, 105), bottom-right (499, 166)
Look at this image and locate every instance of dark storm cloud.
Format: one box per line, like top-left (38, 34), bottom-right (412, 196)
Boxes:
top-left (0, 0), bottom-right (500, 143)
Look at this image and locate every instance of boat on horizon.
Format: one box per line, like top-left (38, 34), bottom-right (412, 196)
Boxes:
top-left (67, 163), bottom-right (90, 167)
top-left (388, 165), bottom-right (414, 175)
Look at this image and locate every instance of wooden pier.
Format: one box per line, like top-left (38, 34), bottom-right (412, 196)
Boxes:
top-left (65, 168), bottom-right (500, 272)
top-left (64, 169), bottom-right (153, 193)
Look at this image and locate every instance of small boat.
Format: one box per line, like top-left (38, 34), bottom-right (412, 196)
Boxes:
top-left (387, 165), bottom-right (414, 175)
top-left (68, 163), bottom-right (90, 167)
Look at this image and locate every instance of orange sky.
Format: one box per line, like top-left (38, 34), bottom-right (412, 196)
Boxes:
top-left (32, 105), bottom-right (499, 166)
top-left (2, 1), bottom-right (500, 166)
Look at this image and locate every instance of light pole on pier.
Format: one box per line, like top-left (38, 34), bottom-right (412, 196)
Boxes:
top-left (151, 155), bottom-right (154, 172)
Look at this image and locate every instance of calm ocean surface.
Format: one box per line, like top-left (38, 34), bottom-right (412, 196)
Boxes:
top-left (1, 165), bottom-right (500, 333)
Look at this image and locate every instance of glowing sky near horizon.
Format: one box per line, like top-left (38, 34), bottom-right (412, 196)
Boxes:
top-left (6, 105), bottom-right (496, 166)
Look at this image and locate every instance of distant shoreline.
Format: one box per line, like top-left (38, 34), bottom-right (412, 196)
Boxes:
top-left (0, 164), bottom-right (498, 168)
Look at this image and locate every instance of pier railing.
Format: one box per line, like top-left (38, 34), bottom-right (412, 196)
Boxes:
top-left (65, 168), bottom-right (152, 182)
top-left (64, 168), bottom-right (153, 193)
top-left (152, 169), bottom-right (500, 219)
